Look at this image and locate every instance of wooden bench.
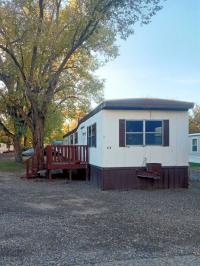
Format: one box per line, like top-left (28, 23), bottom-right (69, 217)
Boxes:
top-left (137, 163), bottom-right (162, 180)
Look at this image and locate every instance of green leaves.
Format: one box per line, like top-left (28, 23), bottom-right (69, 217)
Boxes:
top-left (190, 105), bottom-right (200, 134)
top-left (0, 0), bottom-right (164, 149)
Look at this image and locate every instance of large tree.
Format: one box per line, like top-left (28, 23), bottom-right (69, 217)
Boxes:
top-left (0, 0), bottom-right (164, 162)
top-left (0, 56), bottom-right (28, 162)
top-left (189, 105), bottom-right (200, 133)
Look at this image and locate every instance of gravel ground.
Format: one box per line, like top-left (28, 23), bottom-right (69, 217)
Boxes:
top-left (0, 152), bottom-right (15, 161)
top-left (0, 171), bottom-right (200, 266)
top-left (190, 168), bottom-right (200, 181)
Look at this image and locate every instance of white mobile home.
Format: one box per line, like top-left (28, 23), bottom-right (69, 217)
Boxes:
top-left (63, 98), bottom-right (193, 190)
top-left (0, 143), bottom-right (14, 153)
top-left (189, 133), bottom-right (200, 163)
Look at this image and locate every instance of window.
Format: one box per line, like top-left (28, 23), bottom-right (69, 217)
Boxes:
top-left (87, 123), bottom-right (96, 147)
top-left (126, 120), bottom-right (143, 145)
top-left (145, 121), bottom-right (163, 145)
top-left (192, 138), bottom-right (198, 152)
top-left (74, 132), bottom-right (78, 144)
top-left (125, 120), bottom-right (163, 146)
top-left (70, 134), bottom-right (73, 145)
top-left (66, 137), bottom-right (70, 145)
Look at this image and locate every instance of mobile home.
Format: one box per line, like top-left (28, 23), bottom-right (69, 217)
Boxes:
top-left (63, 98), bottom-right (193, 190)
top-left (0, 143), bottom-right (14, 153)
top-left (189, 133), bottom-right (200, 163)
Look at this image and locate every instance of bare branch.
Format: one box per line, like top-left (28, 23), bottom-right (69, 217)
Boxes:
top-left (0, 120), bottom-right (14, 137)
top-left (56, 0), bottom-right (62, 22)
top-left (0, 45), bottom-right (27, 83)
top-left (29, 0), bottom-right (45, 83)
top-left (57, 95), bottom-right (78, 105)
top-left (39, 0), bottom-right (44, 19)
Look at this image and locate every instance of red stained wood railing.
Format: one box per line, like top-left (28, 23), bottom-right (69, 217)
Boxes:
top-left (24, 149), bottom-right (46, 178)
top-left (46, 145), bottom-right (89, 166)
top-left (24, 145), bottom-right (88, 178)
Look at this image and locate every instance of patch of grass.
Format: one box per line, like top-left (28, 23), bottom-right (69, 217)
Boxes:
top-left (0, 160), bottom-right (24, 172)
top-left (189, 162), bottom-right (200, 168)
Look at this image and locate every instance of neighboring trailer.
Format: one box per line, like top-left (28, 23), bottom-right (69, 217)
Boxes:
top-left (63, 98), bottom-right (194, 190)
top-left (189, 133), bottom-right (200, 163)
top-left (0, 143), bottom-right (14, 153)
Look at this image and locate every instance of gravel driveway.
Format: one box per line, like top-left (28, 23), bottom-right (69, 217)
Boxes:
top-left (190, 168), bottom-right (200, 181)
top-left (0, 171), bottom-right (200, 266)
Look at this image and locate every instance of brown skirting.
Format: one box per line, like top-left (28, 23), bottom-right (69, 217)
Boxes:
top-left (89, 165), bottom-right (188, 190)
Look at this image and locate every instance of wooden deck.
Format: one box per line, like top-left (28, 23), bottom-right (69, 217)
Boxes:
top-left (25, 145), bottom-right (89, 180)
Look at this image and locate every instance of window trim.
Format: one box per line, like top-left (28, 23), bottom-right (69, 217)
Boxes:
top-left (87, 123), bottom-right (97, 148)
top-left (69, 134), bottom-right (74, 145)
top-left (192, 138), bottom-right (198, 152)
top-left (125, 119), bottom-right (164, 146)
top-left (74, 132), bottom-right (78, 144)
top-left (125, 120), bottom-right (144, 146)
top-left (145, 120), bottom-right (163, 146)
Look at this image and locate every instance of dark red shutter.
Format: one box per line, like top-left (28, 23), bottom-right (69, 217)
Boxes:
top-left (163, 120), bottom-right (169, 146)
top-left (87, 127), bottom-right (89, 146)
top-left (119, 119), bottom-right (125, 147)
top-left (94, 123), bottom-right (97, 147)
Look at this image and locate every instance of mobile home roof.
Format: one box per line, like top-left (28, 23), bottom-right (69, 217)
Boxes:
top-left (63, 98), bottom-right (194, 138)
top-left (189, 133), bottom-right (200, 137)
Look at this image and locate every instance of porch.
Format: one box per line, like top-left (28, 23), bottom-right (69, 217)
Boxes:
top-left (25, 145), bottom-right (89, 180)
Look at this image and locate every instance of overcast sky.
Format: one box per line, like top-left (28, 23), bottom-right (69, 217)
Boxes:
top-left (96, 0), bottom-right (200, 105)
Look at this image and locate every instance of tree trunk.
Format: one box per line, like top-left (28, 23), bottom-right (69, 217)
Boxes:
top-left (13, 135), bottom-right (22, 163)
top-left (32, 112), bottom-right (45, 171)
top-left (24, 136), bottom-right (27, 147)
top-left (32, 117), bottom-right (44, 151)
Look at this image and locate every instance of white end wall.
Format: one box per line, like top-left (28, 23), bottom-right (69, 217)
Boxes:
top-left (189, 135), bottom-right (200, 163)
top-left (0, 143), bottom-right (7, 153)
top-left (101, 110), bottom-right (189, 167)
top-left (63, 111), bottom-right (104, 167)
top-left (0, 143), bottom-right (14, 153)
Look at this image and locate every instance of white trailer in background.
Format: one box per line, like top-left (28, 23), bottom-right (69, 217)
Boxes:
top-left (189, 133), bottom-right (200, 163)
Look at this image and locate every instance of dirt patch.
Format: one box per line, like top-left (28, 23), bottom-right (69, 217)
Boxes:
top-left (25, 202), bottom-right (57, 210)
top-left (72, 207), bottom-right (108, 215)
top-left (63, 197), bottom-right (92, 206)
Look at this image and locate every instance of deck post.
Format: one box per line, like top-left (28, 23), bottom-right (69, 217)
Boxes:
top-left (47, 169), bottom-right (52, 179)
top-left (86, 167), bottom-right (89, 182)
top-left (26, 160), bottom-right (29, 178)
top-left (69, 170), bottom-right (72, 182)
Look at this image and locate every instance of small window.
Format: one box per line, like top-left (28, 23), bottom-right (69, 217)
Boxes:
top-left (145, 121), bottom-right (163, 145)
top-left (70, 135), bottom-right (73, 145)
top-left (126, 121), bottom-right (143, 145)
top-left (192, 138), bottom-right (198, 152)
top-left (87, 123), bottom-right (96, 147)
top-left (74, 132), bottom-right (78, 144)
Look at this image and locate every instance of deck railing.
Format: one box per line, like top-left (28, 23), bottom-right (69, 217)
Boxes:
top-left (46, 145), bottom-right (89, 165)
top-left (25, 149), bottom-right (46, 178)
top-left (24, 145), bottom-right (88, 178)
